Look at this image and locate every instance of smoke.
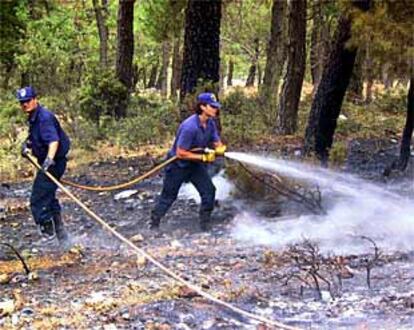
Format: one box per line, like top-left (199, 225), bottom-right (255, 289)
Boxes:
top-left (178, 170), bottom-right (235, 202)
top-left (227, 152), bottom-right (414, 254)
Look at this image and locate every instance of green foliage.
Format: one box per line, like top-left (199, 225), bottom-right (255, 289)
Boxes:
top-left (110, 94), bottom-right (178, 148)
top-left (0, 98), bottom-right (25, 138)
top-left (137, 0), bottom-right (186, 41)
top-left (222, 0), bottom-right (272, 78)
top-left (221, 88), bottom-right (267, 143)
top-left (15, 5), bottom-right (82, 93)
top-left (74, 92), bottom-right (178, 149)
top-left (373, 88), bottom-right (407, 114)
top-left (79, 69), bottom-right (128, 125)
top-left (0, 0), bottom-right (26, 68)
top-left (350, 1), bottom-right (414, 75)
top-left (335, 88), bottom-right (406, 139)
top-left (329, 141), bottom-right (347, 165)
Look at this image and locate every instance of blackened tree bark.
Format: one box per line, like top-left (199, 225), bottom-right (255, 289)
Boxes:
top-left (180, 0), bottom-right (221, 116)
top-left (245, 38), bottom-right (259, 87)
top-left (398, 76), bottom-right (414, 170)
top-left (304, 0), bottom-right (371, 163)
top-left (275, 0), bottom-right (306, 134)
top-left (115, 0), bottom-right (135, 118)
top-left (261, 0), bottom-right (286, 112)
top-left (92, 0), bottom-right (109, 68)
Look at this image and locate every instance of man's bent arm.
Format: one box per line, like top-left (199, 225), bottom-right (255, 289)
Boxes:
top-left (47, 141), bottom-right (59, 160)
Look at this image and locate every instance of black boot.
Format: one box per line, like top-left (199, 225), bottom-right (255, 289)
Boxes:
top-left (38, 218), bottom-right (56, 239)
top-left (149, 213), bottom-right (161, 230)
top-left (53, 213), bottom-right (68, 242)
top-left (199, 211), bottom-right (212, 231)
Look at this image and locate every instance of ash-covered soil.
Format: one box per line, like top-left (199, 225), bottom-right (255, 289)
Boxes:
top-left (1, 141), bottom-right (413, 329)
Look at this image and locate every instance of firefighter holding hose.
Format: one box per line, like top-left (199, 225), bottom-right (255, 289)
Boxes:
top-left (17, 86), bottom-right (70, 243)
top-left (150, 92), bottom-right (227, 231)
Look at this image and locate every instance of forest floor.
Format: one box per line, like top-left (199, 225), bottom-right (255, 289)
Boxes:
top-left (1, 138), bottom-right (414, 329)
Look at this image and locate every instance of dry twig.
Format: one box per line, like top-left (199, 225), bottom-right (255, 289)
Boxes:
top-left (238, 162), bottom-right (325, 215)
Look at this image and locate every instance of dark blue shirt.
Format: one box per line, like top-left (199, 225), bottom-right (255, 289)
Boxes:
top-left (168, 114), bottom-right (220, 168)
top-left (28, 105), bottom-right (70, 163)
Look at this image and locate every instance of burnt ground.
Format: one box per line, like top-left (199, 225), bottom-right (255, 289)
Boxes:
top-left (1, 139), bottom-right (414, 329)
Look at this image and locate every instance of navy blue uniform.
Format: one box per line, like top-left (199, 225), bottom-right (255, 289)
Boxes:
top-left (28, 105), bottom-right (70, 225)
top-left (153, 114), bottom-right (220, 220)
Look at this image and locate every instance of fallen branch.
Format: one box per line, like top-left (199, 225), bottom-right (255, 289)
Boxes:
top-left (1, 242), bottom-right (31, 275)
top-left (238, 162), bottom-right (325, 215)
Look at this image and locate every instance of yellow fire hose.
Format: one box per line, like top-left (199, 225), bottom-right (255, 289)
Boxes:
top-left (59, 147), bottom-right (205, 192)
top-left (60, 156), bottom-right (177, 191)
top-left (24, 153), bottom-right (298, 330)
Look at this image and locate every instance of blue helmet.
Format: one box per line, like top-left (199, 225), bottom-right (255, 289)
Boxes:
top-left (16, 86), bottom-right (37, 102)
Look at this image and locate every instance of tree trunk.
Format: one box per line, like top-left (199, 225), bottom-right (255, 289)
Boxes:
top-left (156, 40), bottom-right (171, 98)
top-left (348, 47), bottom-right (364, 102)
top-left (276, 0), bottom-right (306, 135)
top-left (28, 0), bottom-right (40, 19)
top-left (245, 37), bottom-right (259, 87)
top-left (398, 75), bottom-right (414, 171)
top-left (310, 0), bottom-right (330, 91)
top-left (227, 59), bottom-right (234, 87)
top-left (382, 63), bottom-right (392, 90)
top-left (92, 0), bottom-right (109, 68)
top-left (43, 0), bottom-right (50, 16)
top-left (310, 0), bottom-right (321, 86)
top-left (219, 58), bottom-right (226, 92)
top-left (261, 0), bottom-right (286, 112)
top-left (365, 43), bottom-right (374, 104)
top-left (137, 67), bottom-right (147, 88)
top-left (115, 0), bottom-right (135, 118)
top-left (180, 0), bottom-right (221, 108)
top-left (170, 35), bottom-right (182, 101)
top-left (147, 62), bottom-right (159, 88)
top-left (304, 0), bottom-right (371, 163)
top-left (257, 63), bottom-right (262, 86)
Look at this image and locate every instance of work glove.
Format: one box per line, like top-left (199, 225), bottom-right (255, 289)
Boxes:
top-left (215, 144), bottom-right (227, 156)
top-left (21, 141), bottom-right (31, 157)
top-left (42, 157), bottom-right (55, 172)
top-left (201, 150), bottom-right (216, 163)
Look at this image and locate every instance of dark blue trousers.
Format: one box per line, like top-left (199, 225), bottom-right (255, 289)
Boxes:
top-left (153, 163), bottom-right (216, 219)
top-left (30, 157), bottom-right (67, 225)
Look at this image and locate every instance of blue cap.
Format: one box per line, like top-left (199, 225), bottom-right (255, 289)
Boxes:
top-left (197, 92), bottom-right (221, 109)
top-left (16, 86), bottom-right (37, 102)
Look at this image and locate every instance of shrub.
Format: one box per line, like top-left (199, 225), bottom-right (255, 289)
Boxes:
top-left (221, 88), bottom-right (267, 143)
top-left (78, 70), bottom-right (128, 126)
top-left (374, 88), bottom-right (407, 114)
top-left (330, 141), bottom-right (348, 165)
